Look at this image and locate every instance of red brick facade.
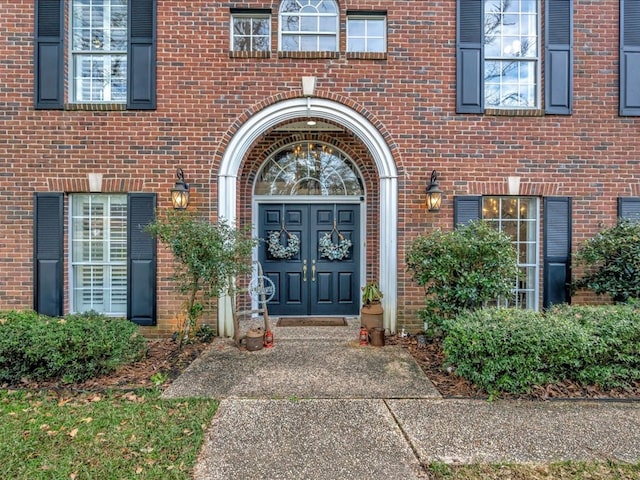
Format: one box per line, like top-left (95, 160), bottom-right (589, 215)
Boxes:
top-left (1, 1), bottom-right (638, 336)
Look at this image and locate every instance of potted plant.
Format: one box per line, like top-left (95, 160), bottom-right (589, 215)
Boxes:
top-left (361, 282), bottom-right (383, 331)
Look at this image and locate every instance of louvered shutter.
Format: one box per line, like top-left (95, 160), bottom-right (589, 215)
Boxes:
top-left (456, 0), bottom-right (483, 113)
top-left (618, 197), bottom-right (640, 220)
top-left (127, 0), bottom-right (157, 109)
top-left (127, 193), bottom-right (157, 325)
top-left (621, 0), bottom-right (640, 115)
top-left (34, 0), bottom-right (63, 109)
top-left (34, 193), bottom-right (64, 316)
top-left (454, 196), bottom-right (482, 227)
top-left (543, 197), bottom-right (572, 308)
top-left (545, 0), bottom-right (573, 114)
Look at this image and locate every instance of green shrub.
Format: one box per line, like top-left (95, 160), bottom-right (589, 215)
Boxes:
top-left (146, 211), bottom-right (256, 346)
top-left (549, 304), bottom-right (640, 388)
top-left (573, 219), bottom-right (640, 302)
top-left (406, 220), bottom-right (519, 328)
top-left (0, 310), bottom-right (147, 384)
top-left (442, 305), bottom-right (640, 397)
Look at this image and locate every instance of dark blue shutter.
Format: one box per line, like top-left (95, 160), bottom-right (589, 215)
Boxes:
top-left (621, 0), bottom-right (640, 115)
top-left (34, 193), bottom-right (64, 316)
top-left (545, 0), bottom-right (573, 114)
top-left (456, 0), bottom-right (483, 113)
top-left (127, 193), bottom-right (157, 325)
top-left (127, 0), bottom-right (156, 109)
top-left (618, 197), bottom-right (640, 220)
top-left (543, 197), bottom-right (572, 308)
top-left (34, 0), bottom-right (64, 109)
top-left (454, 196), bottom-right (482, 227)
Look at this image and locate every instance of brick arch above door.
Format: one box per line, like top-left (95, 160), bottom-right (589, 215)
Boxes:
top-left (216, 97), bottom-right (398, 337)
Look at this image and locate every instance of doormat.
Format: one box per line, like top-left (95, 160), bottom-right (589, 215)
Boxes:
top-left (276, 317), bottom-right (347, 327)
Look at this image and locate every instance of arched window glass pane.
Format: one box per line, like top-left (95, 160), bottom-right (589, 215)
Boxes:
top-left (255, 142), bottom-right (364, 196)
top-left (279, 0), bottom-right (338, 51)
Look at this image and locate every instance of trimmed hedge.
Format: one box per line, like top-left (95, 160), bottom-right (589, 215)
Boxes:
top-left (0, 311), bottom-right (147, 384)
top-left (442, 305), bottom-right (640, 397)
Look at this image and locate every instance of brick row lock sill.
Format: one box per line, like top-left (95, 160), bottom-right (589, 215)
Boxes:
top-left (229, 50), bottom-right (387, 60)
top-left (64, 103), bottom-right (127, 111)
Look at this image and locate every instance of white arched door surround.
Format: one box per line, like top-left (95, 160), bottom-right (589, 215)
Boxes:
top-left (217, 97), bottom-right (398, 336)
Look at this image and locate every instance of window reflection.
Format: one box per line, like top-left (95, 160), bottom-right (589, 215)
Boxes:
top-left (255, 142), bottom-right (364, 196)
top-left (483, 196), bottom-right (539, 309)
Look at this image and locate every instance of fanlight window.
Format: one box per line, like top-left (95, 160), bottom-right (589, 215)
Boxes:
top-left (255, 142), bottom-right (364, 196)
top-left (279, 0), bottom-right (339, 51)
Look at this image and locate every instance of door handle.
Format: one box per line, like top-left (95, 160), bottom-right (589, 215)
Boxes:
top-left (303, 259), bottom-right (307, 282)
top-left (311, 259), bottom-right (316, 282)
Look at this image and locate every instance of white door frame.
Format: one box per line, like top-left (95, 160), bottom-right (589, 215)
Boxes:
top-left (216, 97), bottom-right (398, 336)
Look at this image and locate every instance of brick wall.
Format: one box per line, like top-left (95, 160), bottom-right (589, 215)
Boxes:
top-left (1, 1), bottom-right (638, 334)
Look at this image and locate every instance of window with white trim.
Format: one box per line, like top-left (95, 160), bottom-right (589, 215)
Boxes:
top-left (71, 0), bottom-right (128, 103)
top-left (71, 194), bottom-right (127, 314)
top-left (279, 0), bottom-right (338, 52)
top-left (347, 14), bottom-right (386, 53)
top-left (484, 0), bottom-right (539, 108)
top-left (483, 196), bottom-right (539, 309)
top-left (231, 11), bottom-right (271, 52)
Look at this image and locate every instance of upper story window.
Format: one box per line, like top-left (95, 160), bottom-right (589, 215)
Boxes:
top-left (35, 0), bottom-right (156, 110)
top-left (456, 0), bottom-right (571, 115)
top-left (484, 0), bottom-right (538, 109)
top-left (620, 0), bottom-right (640, 116)
top-left (71, 0), bottom-right (128, 103)
top-left (347, 13), bottom-right (386, 53)
top-left (279, 0), bottom-right (339, 52)
top-left (231, 10), bottom-right (271, 52)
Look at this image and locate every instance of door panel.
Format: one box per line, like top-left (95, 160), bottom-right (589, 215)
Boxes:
top-left (259, 203), bottom-right (360, 316)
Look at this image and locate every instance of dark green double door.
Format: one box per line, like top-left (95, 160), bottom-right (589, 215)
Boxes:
top-left (258, 203), bottom-right (360, 316)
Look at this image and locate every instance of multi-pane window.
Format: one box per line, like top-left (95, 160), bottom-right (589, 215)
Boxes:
top-left (483, 197), bottom-right (539, 309)
top-left (71, 194), bottom-right (127, 315)
top-left (483, 0), bottom-right (538, 108)
top-left (279, 0), bottom-right (338, 52)
top-left (347, 15), bottom-right (386, 53)
top-left (255, 142), bottom-right (364, 196)
top-left (232, 12), bottom-right (271, 52)
top-left (71, 0), bottom-right (128, 102)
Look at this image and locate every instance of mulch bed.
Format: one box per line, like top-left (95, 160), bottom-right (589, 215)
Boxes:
top-left (4, 339), bottom-right (210, 393)
top-left (7, 334), bottom-right (640, 400)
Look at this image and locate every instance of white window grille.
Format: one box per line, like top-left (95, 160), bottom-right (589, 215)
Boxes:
top-left (71, 194), bottom-right (127, 314)
top-left (483, 196), bottom-right (540, 309)
top-left (71, 0), bottom-right (128, 102)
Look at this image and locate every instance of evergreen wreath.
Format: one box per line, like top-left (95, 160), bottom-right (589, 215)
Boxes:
top-left (319, 231), bottom-right (352, 260)
top-left (267, 230), bottom-right (300, 259)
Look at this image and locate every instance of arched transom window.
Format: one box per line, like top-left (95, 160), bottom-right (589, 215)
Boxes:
top-left (279, 0), bottom-right (339, 51)
top-left (255, 142), bottom-right (364, 196)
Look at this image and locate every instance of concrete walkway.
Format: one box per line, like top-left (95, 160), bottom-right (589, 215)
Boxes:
top-left (163, 318), bottom-right (640, 480)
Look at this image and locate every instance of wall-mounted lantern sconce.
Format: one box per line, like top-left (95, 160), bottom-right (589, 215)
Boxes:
top-left (171, 168), bottom-right (190, 210)
top-left (425, 170), bottom-right (443, 212)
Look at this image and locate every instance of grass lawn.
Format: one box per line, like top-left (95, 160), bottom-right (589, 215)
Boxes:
top-left (0, 389), bottom-right (218, 480)
top-left (426, 460), bottom-right (640, 479)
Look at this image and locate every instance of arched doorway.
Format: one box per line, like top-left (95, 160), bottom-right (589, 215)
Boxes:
top-left (255, 141), bottom-right (364, 316)
top-left (217, 97), bottom-right (398, 336)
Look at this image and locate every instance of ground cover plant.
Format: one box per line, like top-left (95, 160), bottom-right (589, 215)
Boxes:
top-left (425, 460), bottom-right (640, 480)
top-left (0, 389), bottom-right (218, 479)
